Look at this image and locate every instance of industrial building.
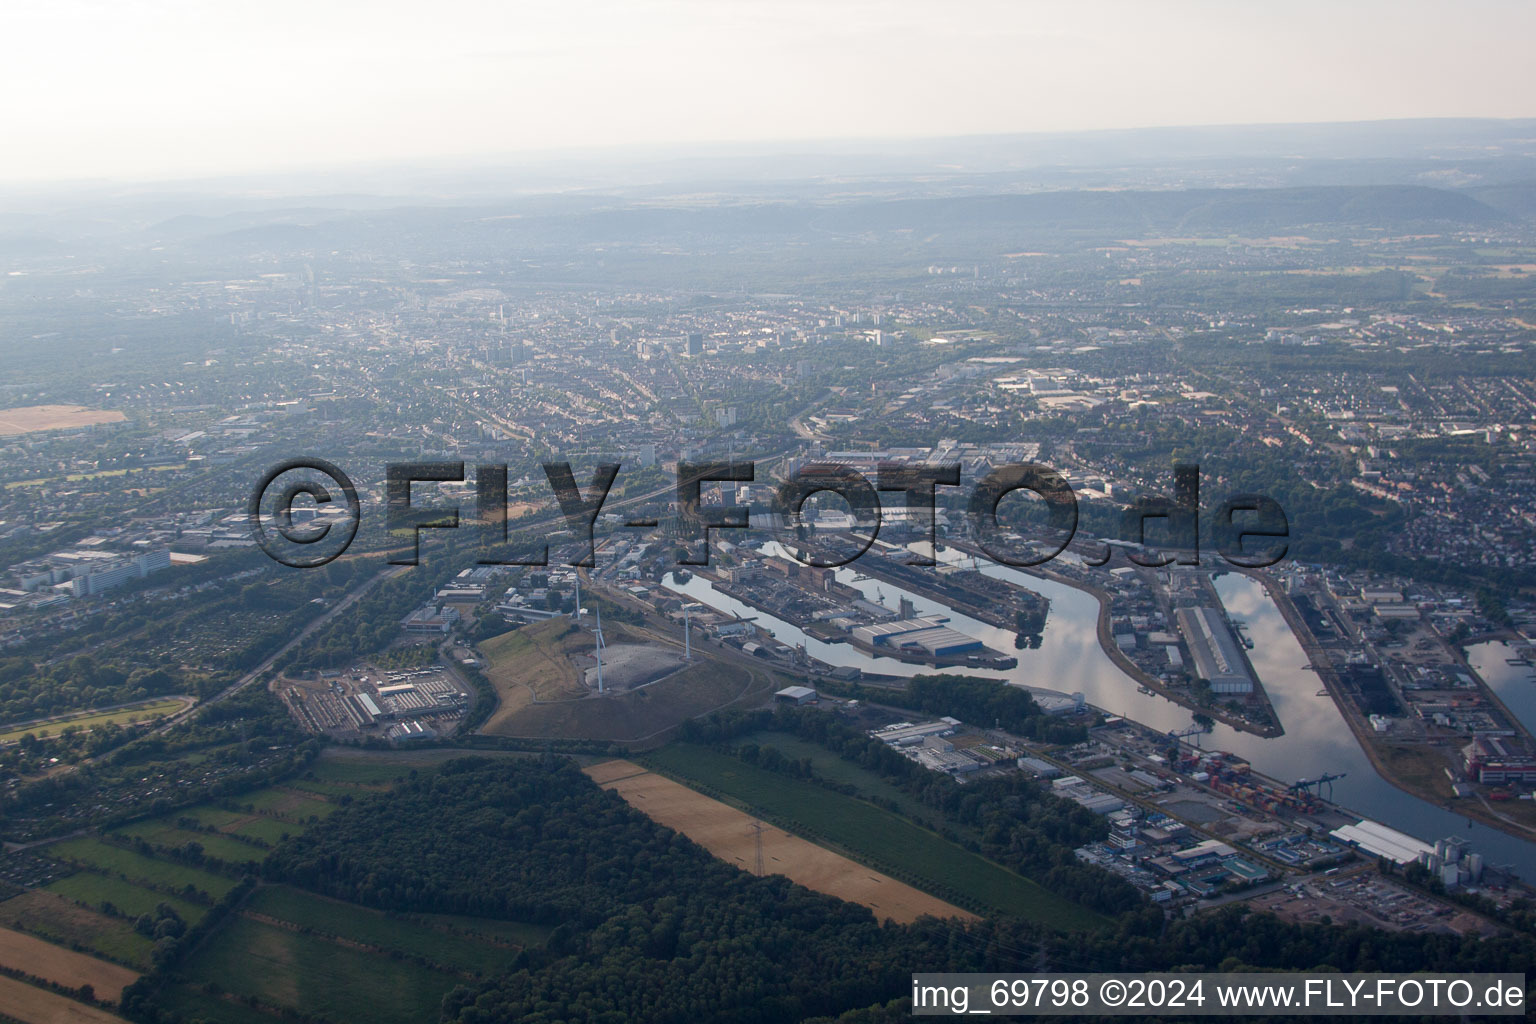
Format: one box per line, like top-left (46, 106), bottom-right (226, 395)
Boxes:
top-left (722, 562), bottom-right (766, 584)
top-left (1169, 838), bottom-right (1235, 866)
top-left (774, 685), bottom-right (818, 705)
top-left (1461, 734), bottom-right (1536, 785)
top-left (386, 720), bottom-right (437, 743)
top-left (871, 719), bottom-right (958, 746)
top-left (1175, 606), bottom-right (1254, 694)
top-left (1017, 756), bottom-right (1061, 778)
top-left (1329, 818), bottom-right (1435, 866)
top-left (495, 596), bottom-right (563, 622)
top-left (1029, 690), bottom-right (1087, 716)
top-left (913, 747), bottom-right (984, 775)
top-left (850, 617), bottom-right (982, 658)
top-left (401, 603), bottom-right (461, 634)
top-left (1050, 775), bottom-right (1126, 814)
top-left (15, 546), bottom-right (172, 598)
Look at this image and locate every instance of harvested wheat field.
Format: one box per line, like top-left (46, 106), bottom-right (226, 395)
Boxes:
top-left (585, 760), bottom-right (975, 924)
top-left (0, 926), bottom-right (139, 999)
top-left (0, 975), bottom-right (125, 1024)
top-left (0, 405), bottom-right (126, 436)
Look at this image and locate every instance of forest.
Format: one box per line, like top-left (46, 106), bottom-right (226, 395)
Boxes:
top-left (258, 756), bottom-right (991, 1023)
top-left (97, 753), bottom-right (1536, 1023)
top-left (292, 756), bottom-right (1536, 1021)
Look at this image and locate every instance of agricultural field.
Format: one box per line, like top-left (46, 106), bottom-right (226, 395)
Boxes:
top-left (178, 915), bottom-right (463, 1024)
top-left (107, 824), bottom-right (268, 866)
top-left (0, 697), bottom-right (191, 745)
top-left (588, 761), bottom-right (972, 924)
top-left (0, 889), bottom-right (153, 968)
top-left (277, 756), bottom-right (425, 799)
top-left (141, 804), bottom-right (246, 832)
top-left (245, 885), bottom-right (526, 976)
top-left (221, 815), bottom-right (304, 845)
top-left (126, 794), bottom-right (317, 848)
top-left (0, 923), bottom-right (138, 998)
top-left (740, 729), bottom-right (935, 820)
top-left (0, 404), bottom-right (126, 436)
top-left (405, 912), bottom-right (551, 949)
top-left (283, 778), bottom-right (387, 799)
top-left (642, 744), bottom-right (1108, 931)
top-left (45, 872), bottom-right (205, 925)
top-left (46, 838), bottom-right (238, 902)
top-left (0, 974), bottom-right (125, 1024)
top-left (155, 986), bottom-right (287, 1024)
top-left (234, 785), bottom-right (336, 819)
top-left (91, 754), bottom-right (463, 883)
top-left (304, 754), bottom-right (427, 784)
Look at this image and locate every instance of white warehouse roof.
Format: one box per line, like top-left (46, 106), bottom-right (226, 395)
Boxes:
top-left (1329, 819), bottom-right (1435, 866)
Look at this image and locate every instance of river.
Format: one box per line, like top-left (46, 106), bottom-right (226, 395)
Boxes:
top-left (661, 544), bottom-right (1536, 878)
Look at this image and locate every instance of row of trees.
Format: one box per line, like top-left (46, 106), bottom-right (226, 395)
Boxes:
top-left (812, 674), bottom-right (1089, 745)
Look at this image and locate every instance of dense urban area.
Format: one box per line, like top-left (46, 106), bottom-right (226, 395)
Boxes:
top-left (2, 119), bottom-right (1536, 1023)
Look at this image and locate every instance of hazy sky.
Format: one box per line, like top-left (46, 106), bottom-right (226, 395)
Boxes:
top-left (5, 0), bottom-right (1534, 185)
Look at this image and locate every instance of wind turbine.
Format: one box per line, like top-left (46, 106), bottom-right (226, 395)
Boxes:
top-left (592, 603), bottom-right (606, 694)
top-left (683, 602), bottom-right (692, 662)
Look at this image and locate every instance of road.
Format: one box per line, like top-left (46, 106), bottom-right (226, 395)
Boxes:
top-left (787, 391), bottom-right (833, 442)
top-left (209, 564), bottom-right (413, 711)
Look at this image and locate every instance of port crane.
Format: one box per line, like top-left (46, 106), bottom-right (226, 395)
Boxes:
top-left (1166, 722), bottom-right (1212, 747)
top-left (1289, 772), bottom-right (1347, 801)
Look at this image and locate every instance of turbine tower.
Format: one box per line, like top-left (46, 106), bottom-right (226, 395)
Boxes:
top-left (573, 574), bottom-right (582, 620)
top-left (593, 604), bottom-right (606, 694)
top-left (683, 602), bottom-right (692, 661)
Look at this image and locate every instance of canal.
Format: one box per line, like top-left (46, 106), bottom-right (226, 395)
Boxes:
top-left (1467, 640), bottom-right (1536, 741)
top-left (661, 544), bottom-right (1536, 878)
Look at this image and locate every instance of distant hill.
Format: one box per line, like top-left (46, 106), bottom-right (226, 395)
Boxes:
top-left (168, 183), bottom-right (1515, 259)
top-left (1466, 180), bottom-right (1536, 221)
top-left (807, 185), bottom-right (1511, 238)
